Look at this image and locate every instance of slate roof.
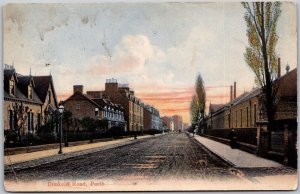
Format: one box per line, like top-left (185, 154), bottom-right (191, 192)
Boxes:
top-left (209, 104), bottom-right (225, 114)
top-left (4, 70), bottom-right (43, 105)
top-left (92, 98), bottom-right (124, 111)
top-left (63, 92), bottom-right (103, 109)
top-left (33, 76), bottom-right (59, 108)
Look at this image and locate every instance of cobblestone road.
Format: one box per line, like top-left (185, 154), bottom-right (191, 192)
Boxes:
top-left (5, 133), bottom-right (242, 181)
top-left (5, 133), bottom-right (296, 183)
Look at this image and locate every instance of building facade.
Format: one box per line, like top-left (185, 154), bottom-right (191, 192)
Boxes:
top-left (143, 105), bottom-right (162, 130)
top-left (62, 85), bottom-right (126, 131)
top-left (172, 115), bottom-right (183, 132)
top-left (162, 116), bottom-right (175, 131)
top-left (4, 66), bottom-right (58, 143)
top-left (102, 78), bottom-right (143, 131)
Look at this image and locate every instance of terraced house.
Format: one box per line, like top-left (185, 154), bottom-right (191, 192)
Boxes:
top-left (3, 65), bottom-right (59, 143)
top-left (102, 78), bottom-right (144, 132)
top-left (143, 104), bottom-right (162, 131)
top-left (62, 85), bottom-right (126, 131)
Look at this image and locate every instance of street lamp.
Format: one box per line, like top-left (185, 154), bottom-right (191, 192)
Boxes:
top-left (95, 108), bottom-right (99, 118)
top-left (58, 105), bottom-right (64, 154)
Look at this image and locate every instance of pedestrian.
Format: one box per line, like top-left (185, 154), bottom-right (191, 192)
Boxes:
top-left (229, 129), bottom-right (238, 149)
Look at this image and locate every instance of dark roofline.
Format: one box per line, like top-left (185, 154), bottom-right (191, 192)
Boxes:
top-left (49, 76), bottom-right (59, 108)
top-left (62, 93), bottom-right (103, 110)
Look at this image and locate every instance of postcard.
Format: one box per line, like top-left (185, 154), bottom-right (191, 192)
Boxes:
top-left (3, 1), bottom-right (297, 191)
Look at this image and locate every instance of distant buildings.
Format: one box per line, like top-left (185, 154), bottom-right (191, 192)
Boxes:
top-left (162, 116), bottom-right (174, 131)
top-left (4, 65), bottom-right (58, 141)
top-left (172, 115), bottom-right (183, 131)
top-left (65, 78), bottom-right (163, 132)
top-left (143, 105), bottom-right (162, 131)
top-left (162, 115), bottom-right (183, 132)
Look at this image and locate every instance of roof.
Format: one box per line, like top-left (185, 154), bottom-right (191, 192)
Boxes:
top-left (276, 68), bottom-right (297, 97)
top-left (4, 69), bottom-right (16, 81)
top-left (92, 98), bottom-right (124, 110)
top-left (4, 73), bottom-right (43, 105)
top-left (32, 76), bottom-right (52, 102)
top-left (231, 89), bottom-right (260, 106)
top-left (209, 104), bottom-right (225, 114)
top-left (63, 92), bottom-right (103, 109)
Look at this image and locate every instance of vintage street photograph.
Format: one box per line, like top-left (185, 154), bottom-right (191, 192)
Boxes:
top-left (3, 1), bottom-right (298, 191)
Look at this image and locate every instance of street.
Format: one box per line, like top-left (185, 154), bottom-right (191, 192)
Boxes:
top-left (5, 133), bottom-right (241, 181)
top-left (4, 132), bottom-right (297, 191)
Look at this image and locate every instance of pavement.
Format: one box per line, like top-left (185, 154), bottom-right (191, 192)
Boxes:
top-left (4, 133), bottom-right (165, 170)
top-left (191, 133), bottom-right (283, 168)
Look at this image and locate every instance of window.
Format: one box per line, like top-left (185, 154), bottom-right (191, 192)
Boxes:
top-left (240, 109), bottom-right (242, 127)
top-left (27, 112), bottom-right (34, 131)
top-left (9, 110), bottom-right (14, 130)
top-left (254, 104), bottom-right (257, 125)
top-left (227, 114), bottom-right (230, 128)
top-left (246, 107), bottom-right (249, 127)
top-left (31, 113), bottom-right (34, 131)
top-left (48, 91), bottom-right (51, 104)
top-left (9, 80), bottom-right (15, 95)
top-left (235, 111), bottom-right (237, 128)
top-left (37, 113), bottom-right (41, 129)
top-left (28, 85), bottom-right (33, 99)
top-left (76, 104), bottom-right (80, 110)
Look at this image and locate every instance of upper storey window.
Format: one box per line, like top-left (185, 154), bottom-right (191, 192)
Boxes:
top-left (28, 85), bottom-right (33, 99)
top-left (48, 91), bottom-right (51, 104)
top-left (9, 80), bottom-right (15, 95)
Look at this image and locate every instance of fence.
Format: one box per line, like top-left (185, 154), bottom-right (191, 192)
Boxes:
top-left (4, 128), bottom-right (163, 148)
top-left (203, 127), bottom-right (257, 146)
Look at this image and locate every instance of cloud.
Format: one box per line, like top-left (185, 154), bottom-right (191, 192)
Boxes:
top-left (86, 34), bottom-right (166, 75)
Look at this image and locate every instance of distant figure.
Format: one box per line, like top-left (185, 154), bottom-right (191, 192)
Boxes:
top-left (229, 129), bottom-right (238, 149)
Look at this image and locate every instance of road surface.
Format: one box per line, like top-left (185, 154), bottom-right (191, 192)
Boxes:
top-left (5, 133), bottom-right (240, 181)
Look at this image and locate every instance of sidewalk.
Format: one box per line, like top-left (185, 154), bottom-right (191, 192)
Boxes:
top-left (192, 134), bottom-right (283, 168)
top-left (4, 133), bottom-right (165, 170)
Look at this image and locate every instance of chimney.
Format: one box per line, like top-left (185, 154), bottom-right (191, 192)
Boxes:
top-left (233, 82), bottom-right (236, 99)
top-left (278, 57), bottom-right (281, 78)
top-left (230, 85), bottom-right (233, 102)
top-left (73, 85), bottom-right (83, 94)
top-left (105, 78), bottom-right (118, 92)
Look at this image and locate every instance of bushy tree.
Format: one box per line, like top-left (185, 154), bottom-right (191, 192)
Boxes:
top-left (242, 2), bottom-right (281, 129)
top-left (190, 74), bottom-right (206, 128)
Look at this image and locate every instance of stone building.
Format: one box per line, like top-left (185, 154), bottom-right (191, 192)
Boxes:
top-left (143, 105), bottom-right (152, 131)
top-left (215, 68), bottom-right (297, 130)
top-left (3, 66), bottom-right (58, 142)
top-left (225, 89), bottom-right (260, 129)
top-left (162, 116), bottom-right (174, 131)
top-left (62, 85), bottom-right (126, 131)
top-left (143, 104), bottom-right (162, 131)
top-left (101, 78), bottom-right (143, 132)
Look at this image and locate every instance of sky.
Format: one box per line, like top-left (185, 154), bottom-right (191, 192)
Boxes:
top-left (3, 2), bottom-right (297, 123)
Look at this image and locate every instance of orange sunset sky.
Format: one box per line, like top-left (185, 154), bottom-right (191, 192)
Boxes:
top-left (4, 3), bottom-right (297, 123)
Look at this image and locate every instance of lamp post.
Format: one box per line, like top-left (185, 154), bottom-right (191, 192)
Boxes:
top-left (58, 105), bottom-right (64, 154)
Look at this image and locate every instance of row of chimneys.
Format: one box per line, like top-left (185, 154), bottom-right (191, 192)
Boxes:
top-left (229, 57), bottom-right (283, 102)
top-left (73, 83), bottom-right (135, 99)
